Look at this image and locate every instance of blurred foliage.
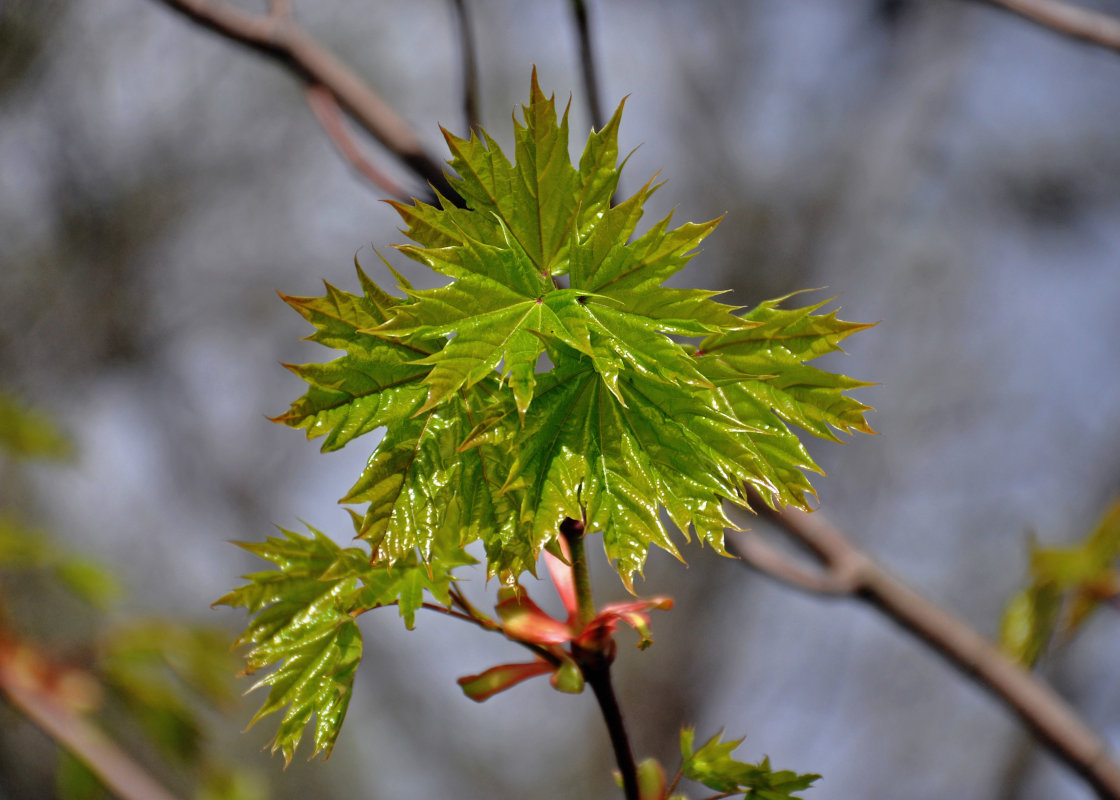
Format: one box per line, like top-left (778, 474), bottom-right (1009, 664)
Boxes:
top-left (0, 390), bottom-right (73, 461)
top-left (0, 392), bottom-right (264, 800)
top-left (1000, 499), bottom-right (1120, 667)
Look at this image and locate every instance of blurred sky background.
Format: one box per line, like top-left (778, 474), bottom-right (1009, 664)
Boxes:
top-left (3, 1), bottom-right (1120, 798)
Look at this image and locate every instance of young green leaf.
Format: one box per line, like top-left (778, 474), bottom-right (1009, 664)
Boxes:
top-left (1000, 500), bottom-right (1120, 666)
top-left (679, 727), bottom-right (820, 799)
top-left (271, 265), bottom-right (439, 453)
top-left (697, 294), bottom-right (877, 444)
top-left (383, 69), bottom-right (736, 416)
top-left (276, 72), bottom-right (873, 590)
top-left (217, 526), bottom-right (469, 761)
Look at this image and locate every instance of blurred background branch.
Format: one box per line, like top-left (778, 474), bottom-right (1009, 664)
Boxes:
top-left (733, 491), bottom-right (1120, 799)
top-left (0, 639), bottom-right (180, 800)
top-left (984, 0), bottom-right (1120, 53)
top-left (150, 0), bottom-right (461, 203)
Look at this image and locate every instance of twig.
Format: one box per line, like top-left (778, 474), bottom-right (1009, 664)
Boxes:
top-left (448, 0), bottom-right (481, 134)
top-left (731, 532), bottom-right (858, 595)
top-left (267, 0), bottom-right (289, 20)
top-left (0, 640), bottom-right (181, 800)
top-left (982, 0), bottom-right (1120, 54)
top-left (561, 517), bottom-right (639, 800)
top-left (569, 0), bottom-right (605, 130)
top-left (738, 488), bottom-right (1120, 800)
top-left (304, 85), bottom-right (411, 200)
top-left (150, 0), bottom-right (462, 204)
top-left (582, 658), bottom-right (640, 800)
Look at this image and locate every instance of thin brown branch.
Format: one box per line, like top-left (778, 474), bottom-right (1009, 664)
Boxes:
top-left (0, 640), bottom-right (181, 800)
top-left (569, 0), bottom-right (605, 130)
top-left (304, 85), bottom-right (411, 200)
top-left (983, 0), bottom-right (1120, 54)
top-left (730, 533), bottom-right (857, 595)
top-left (740, 488), bottom-right (1120, 800)
top-left (267, 0), bottom-right (289, 20)
top-left (449, 0), bottom-right (481, 134)
top-left (150, 0), bottom-right (462, 204)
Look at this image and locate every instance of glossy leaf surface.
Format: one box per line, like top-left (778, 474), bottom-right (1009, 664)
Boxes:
top-left (274, 73), bottom-right (873, 588)
top-left (217, 526), bottom-right (466, 761)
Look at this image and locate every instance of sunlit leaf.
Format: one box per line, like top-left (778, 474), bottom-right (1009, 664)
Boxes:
top-left (216, 526), bottom-right (468, 761)
top-left (274, 72), bottom-right (873, 590)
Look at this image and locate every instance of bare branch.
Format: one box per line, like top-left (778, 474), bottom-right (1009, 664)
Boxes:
top-left (449, 0), bottom-right (481, 134)
top-left (304, 85), bottom-right (411, 200)
top-left (729, 532), bottom-right (858, 595)
top-left (983, 0), bottom-right (1120, 54)
top-left (150, 0), bottom-right (461, 204)
top-left (741, 488), bottom-right (1120, 800)
top-left (569, 0), bottom-right (605, 130)
top-left (0, 640), bottom-right (181, 800)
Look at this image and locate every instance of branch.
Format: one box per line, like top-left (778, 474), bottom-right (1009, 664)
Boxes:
top-left (736, 488), bottom-right (1120, 800)
top-left (569, 0), bottom-right (605, 130)
top-left (0, 639), bottom-right (181, 800)
top-left (581, 657), bottom-right (639, 800)
top-left (150, 0), bottom-right (462, 204)
top-left (982, 0), bottom-right (1120, 54)
top-left (448, 0), bottom-right (481, 134)
top-left (732, 532), bottom-right (858, 595)
top-left (304, 85), bottom-right (411, 200)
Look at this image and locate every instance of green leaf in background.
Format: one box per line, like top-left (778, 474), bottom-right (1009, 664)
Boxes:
top-left (0, 391), bottom-right (73, 460)
top-left (194, 766), bottom-right (269, 800)
top-left (217, 525), bottom-right (471, 760)
top-left (100, 623), bottom-right (240, 762)
top-left (55, 752), bottom-right (108, 800)
top-left (0, 515), bottom-right (122, 609)
top-left (679, 727), bottom-right (820, 799)
top-left (1000, 499), bottom-right (1120, 666)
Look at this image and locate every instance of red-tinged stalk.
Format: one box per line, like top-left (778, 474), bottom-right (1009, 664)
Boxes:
top-left (560, 516), bottom-right (640, 800)
top-left (560, 517), bottom-right (596, 628)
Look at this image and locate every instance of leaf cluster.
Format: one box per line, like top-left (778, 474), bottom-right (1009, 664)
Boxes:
top-left (239, 72), bottom-right (873, 764)
top-left (678, 728), bottom-right (819, 799)
top-left (274, 71), bottom-right (873, 591)
top-left (215, 526), bottom-right (469, 762)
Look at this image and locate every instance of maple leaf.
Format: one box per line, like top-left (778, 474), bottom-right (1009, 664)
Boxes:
top-left (679, 728), bottom-right (820, 799)
top-left (275, 72), bottom-right (873, 589)
top-left (273, 268), bottom-right (527, 575)
top-left (217, 526), bottom-right (468, 762)
top-left (381, 69), bottom-right (737, 417)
